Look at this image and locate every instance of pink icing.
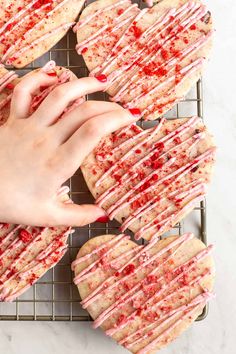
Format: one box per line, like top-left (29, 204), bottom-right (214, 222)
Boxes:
top-left (74, 0), bottom-right (131, 32)
top-left (6, 22), bottom-right (75, 65)
top-left (81, 233), bottom-right (193, 310)
top-left (74, 233), bottom-right (213, 342)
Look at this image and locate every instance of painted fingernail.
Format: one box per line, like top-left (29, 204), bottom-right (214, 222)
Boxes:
top-left (95, 74), bottom-right (107, 83)
top-left (81, 47), bottom-right (88, 54)
top-left (6, 83), bottom-right (14, 90)
top-left (129, 108), bottom-right (141, 117)
top-left (96, 215), bottom-right (110, 223)
top-left (47, 72), bottom-right (57, 77)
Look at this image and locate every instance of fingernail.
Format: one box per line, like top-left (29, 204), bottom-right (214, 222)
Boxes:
top-left (6, 83), bottom-right (14, 90)
top-left (129, 108), bottom-right (142, 117)
top-left (47, 72), bottom-right (57, 77)
top-left (81, 47), bottom-right (88, 54)
top-left (95, 74), bottom-right (107, 83)
top-left (96, 215), bottom-right (110, 223)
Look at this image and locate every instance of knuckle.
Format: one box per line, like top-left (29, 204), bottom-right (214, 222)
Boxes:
top-left (117, 108), bottom-right (130, 120)
top-left (84, 119), bottom-right (101, 138)
top-left (46, 155), bottom-right (61, 172)
top-left (50, 85), bottom-right (66, 100)
top-left (110, 102), bottom-right (122, 111)
top-left (13, 83), bottom-right (26, 97)
top-left (81, 100), bottom-right (94, 112)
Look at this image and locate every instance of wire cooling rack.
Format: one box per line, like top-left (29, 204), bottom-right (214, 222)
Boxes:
top-left (0, 0), bottom-right (208, 321)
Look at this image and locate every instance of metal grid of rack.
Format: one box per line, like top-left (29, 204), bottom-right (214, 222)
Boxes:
top-left (0, 0), bottom-right (208, 321)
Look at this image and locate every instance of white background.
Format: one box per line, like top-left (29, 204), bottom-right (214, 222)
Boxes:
top-left (0, 0), bottom-right (235, 353)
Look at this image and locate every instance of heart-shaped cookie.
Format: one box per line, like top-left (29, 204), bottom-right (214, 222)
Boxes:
top-left (73, 233), bottom-right (214, 353)
top-left (75, 0), bottom-right (213, 120)
top-left (0, 62), bottom-right (77, 301)
top-left (81, 117), bottom-right (216, 241)
top-left (0, 0), bottom-right (85, 68)
top-left (0, 223), bottom-right (70, 301)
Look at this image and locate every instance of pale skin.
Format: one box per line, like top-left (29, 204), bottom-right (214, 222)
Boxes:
top-left (0, 72), bottom-right (139, 227)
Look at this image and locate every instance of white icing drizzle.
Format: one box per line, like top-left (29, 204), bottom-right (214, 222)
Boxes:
top-left (81, 233), bottom-right (193, 310)
top-left (92, 243), bottom-right (213, 328)
top-left (5, 22), bottom-right (75, 65)
top-left (96, 117), bottom-right (198, 207)
top-left (73, 234), bottom-right (129, 284)
top-left (124, 58), bottom-right (204, 109)
top-left (74, 233), bottom-right (214, 344)
top-left (79, 0), bottom-right (211, 117)
top-left (0, 2), bottom-right (53, 42)
top-left (76, 8), bottom-right (139, 55)
top-left (0, 225), bottom-right (70, 301)
top-left (131, 292), bottom-right (213, 352)
top-left (108, 268), bottom-right (211, 338)
top-left (95, 119), bottom-right (165, 187)
top-left (1, 0), bottom-right (76, 64)
top-left (71, 233), bottom-right (126, 270)
top-left (92, 117), bottom-right (215, 239)
top-left (108, 147), bottom-right (214, 223)
top-left (136, 294), bottom-right (213, 354)
top-left (0, 0), bottom-right (41, 36)
top-left (73, 0), bottom-right (131, 32)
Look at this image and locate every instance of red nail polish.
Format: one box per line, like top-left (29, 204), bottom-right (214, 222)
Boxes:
top-left (81, 47), bottom-right (88, 54)
top-left (6, 83), bottom-right (14, 90)
top-left (47, 72), bottom-right (57, 77)
top-left (96, 215), bottom-right (110, 223)
top-left (95, 74), bottom-right (107, 83)
top-left (129, 108), bottom-right (141, 117)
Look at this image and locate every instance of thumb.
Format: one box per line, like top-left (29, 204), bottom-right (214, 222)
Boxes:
top-left (56, 203), bottom-right (108, 226)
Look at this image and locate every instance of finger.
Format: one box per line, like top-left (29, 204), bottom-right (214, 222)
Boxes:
top-left (54, 100), bottom-right (121, 144)
top-left (10, 72), bottom-right (58, 120)
top-left (56, 203), bottom-right (107, 226)
top-left (33, 76), bottom-right (108, 126)
top-left (58, 108), bottom-right (140, 175)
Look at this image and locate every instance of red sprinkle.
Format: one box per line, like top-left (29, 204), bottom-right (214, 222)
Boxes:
top-left (123, 263), bottom-right (135, 275)
top-left (161, 49), bottom-right (169, 60)
top-left (151, 160), bottom-right (163, 169)
top-left (155, 142), bottom-right (165, 151)
top-left (116, 314), bottom-right (126, 325)
top-left (131, 23), bottom-right (142, 38)
top-left (19, 229), bottom-right (33, 243)
top-left (174, 136), bottom-right (181, 144)
top-left (117, 8), bottom-right (124, 16)
top-left (190, 24), bottom-right (197, 30)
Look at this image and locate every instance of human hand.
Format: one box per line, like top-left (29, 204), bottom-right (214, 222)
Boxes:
top-left (0, 72), bottom-right (140, 227)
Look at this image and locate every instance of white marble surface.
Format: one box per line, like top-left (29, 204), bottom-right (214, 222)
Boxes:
top-left (0, 0), bottom-right (236, 353)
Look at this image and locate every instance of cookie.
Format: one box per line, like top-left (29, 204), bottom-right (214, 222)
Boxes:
top-left (73, 233), bottom-right (215, 353)
top-left (0, 0), bottom-right (85, 68)
top-left (76, 0), bottom-right (213, 120)
top-left (81, 117), bottom-right (216, 241)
